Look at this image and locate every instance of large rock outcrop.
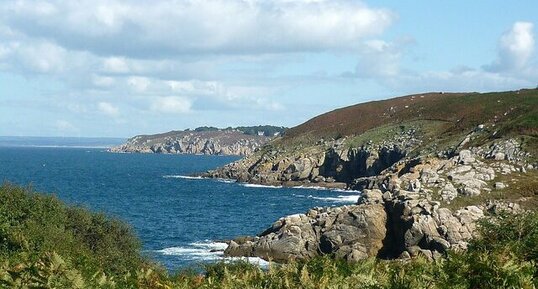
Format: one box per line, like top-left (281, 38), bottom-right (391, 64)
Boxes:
top-left (224, 146), bottom-right (529, 262)
top-left (226, 203), bottom-right (387, 262)
top-left (224, 186), bottom-right (523, 262)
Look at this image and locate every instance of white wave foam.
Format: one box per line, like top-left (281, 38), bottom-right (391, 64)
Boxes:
top-left (292, 185), bottom-right (329, 191)
top-left (216, 178), bottom-right (236, 184)
top-left (190, 241), bottom-right (228, 251)
top-left (155, 241), bottom-right (228, 261)
top-left (241, 183), bottom-right (361, 193)
top-left (156, 247), bottom-right (219, 257)
top-left (154, 241), bottom-right (270, 267)
top-left (307, 195), bottom-right (360, 203)
top-left (241, 183), bottom-right (283, 189)
top-left (224, 256), bottom-right (271, 268)
top-left (332, 189), bottom-right (362, 193)
top-left (162, 175), bottom-right (205, 180)
top-left (293, 186), bottom-right (361, 193)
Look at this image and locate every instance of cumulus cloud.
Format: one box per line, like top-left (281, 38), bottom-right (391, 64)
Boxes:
top-left (3, 2), bottom-right (535, 137)
top-left (2, 41), bottom-right (67, 73)
top-left (351, 21), bottom-right (537, 92)
top-left (353, 40), bottom-right (403, 78)
top-left (102, 57), bottom-right (130, 73)
top-left (97, 102), bottom-right (120, 117)
top-left (150, 96), bottom-right (192, 114)
top-left (485, 22), bottom-right (535, 72)
top-left (0, 0), bottom-right (391, 127)
top-left (2, 0), bottom-right (393, 57)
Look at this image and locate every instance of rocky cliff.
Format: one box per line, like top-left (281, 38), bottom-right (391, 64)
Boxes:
top-left (109, 129), bottom-right (276, 156)
top-left (205, 89), bottom-right (538, 262)
top-left (205, 89), bottom-right (538, 188)
top-left (224, 147), bottom-right (531, 262)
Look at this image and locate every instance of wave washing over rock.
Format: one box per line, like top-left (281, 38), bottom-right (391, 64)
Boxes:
top-left (154, 240), bottom-right (270, 267)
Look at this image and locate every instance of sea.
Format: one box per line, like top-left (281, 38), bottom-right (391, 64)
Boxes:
top-left (0, 137), bottom-right (361, 271)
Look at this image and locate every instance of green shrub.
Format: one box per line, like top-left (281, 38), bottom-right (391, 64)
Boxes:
top-left (472, 211), bottom-right (538, 263)
top-left (0, 183), bottom-right (151, 288)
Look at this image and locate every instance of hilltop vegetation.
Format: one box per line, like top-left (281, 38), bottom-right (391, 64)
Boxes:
top-left (1, 183), bottom-right (538, 288)
top-left (284, 89), bottom-right (538, 143)
top-left (192, 125), bottom-right (287, 137)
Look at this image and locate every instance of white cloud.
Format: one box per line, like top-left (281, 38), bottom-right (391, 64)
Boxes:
top-left (150, 96), bottom-right (192, 114)
top-left (384, 69), bottom-right (532, 93)
top-left (166, 80), bottom-right (196, 93)
top-left (350, 21), bottom-right (537, 92)
top-left (0, 43), bottom-right (13, 59)
top-left (354, 39), bottom-right (402, 78)
top-left (0, 0), bottom-right (392, 123)
top-left (102, 57), bottom-right (130, 73)
top-left (92, 75), bottom-right (115, 87)
top-left (485, 22), bottom-right (535, 72)
top-left (127, 76), bottom-right (150, 92)
top-left (2, 0), bottom-right (394, 56)
top-left (17, 41), bottom-right (67, 73)
top-left (3, 2), bottom-right (536, 138)
top-left (97, 102), bottom-right (120, 117)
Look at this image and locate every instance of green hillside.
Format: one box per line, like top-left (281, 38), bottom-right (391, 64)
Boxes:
top-left (286, 89), bottom-right (538, 139)
top-left (279, 89), bottom-right (538, 158)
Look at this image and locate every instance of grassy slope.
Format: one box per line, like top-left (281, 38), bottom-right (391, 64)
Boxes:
top-left (286, 89), bottom-right (538, 139)
top-left (278, 89), bottom-right (538, 157)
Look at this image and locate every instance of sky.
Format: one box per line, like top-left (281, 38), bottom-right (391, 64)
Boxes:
top-left (0, 0), bottom-right (537, 137)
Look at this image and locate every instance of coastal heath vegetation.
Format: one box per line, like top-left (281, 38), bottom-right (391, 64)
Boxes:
top-left (1, 183), bottom-right (538, 288)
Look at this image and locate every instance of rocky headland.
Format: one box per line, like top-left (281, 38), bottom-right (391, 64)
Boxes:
top-left (109, 126), bottom-right (287, 156)
top-left (204, 89), bottom-right (538, 262)
top-left (224, 147), bottom-right (530, 262)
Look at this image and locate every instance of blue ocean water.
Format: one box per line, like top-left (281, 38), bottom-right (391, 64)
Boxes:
top-left (0, 146), bottom-right (360, 271)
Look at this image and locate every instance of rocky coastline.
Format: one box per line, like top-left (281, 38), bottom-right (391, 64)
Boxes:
top-left (109, 130), bottom-right (273, 156)
top-left (221, 143), bottom-right (533, 262)
top-left (205, 90), bottom-right (538, 263)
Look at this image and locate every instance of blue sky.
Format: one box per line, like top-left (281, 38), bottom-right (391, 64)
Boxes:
top-left (1, 0), bottom-right (537, 137)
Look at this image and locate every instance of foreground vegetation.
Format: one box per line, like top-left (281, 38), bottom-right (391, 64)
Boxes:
top-left (1, 183), bottom-right (537, 288)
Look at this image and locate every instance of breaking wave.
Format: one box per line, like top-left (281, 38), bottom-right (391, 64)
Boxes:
top-left (307, 195), bottom-right (360, 203)
top-left (241, 183), bottom-right (284, 189)
top-left (154, 240), bottom-right (270, 267)
top-left (162, 175), bottom-right (205, 180)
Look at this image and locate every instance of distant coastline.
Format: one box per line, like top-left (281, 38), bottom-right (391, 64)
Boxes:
top-left (0, 136), bottom-right (126, 149)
